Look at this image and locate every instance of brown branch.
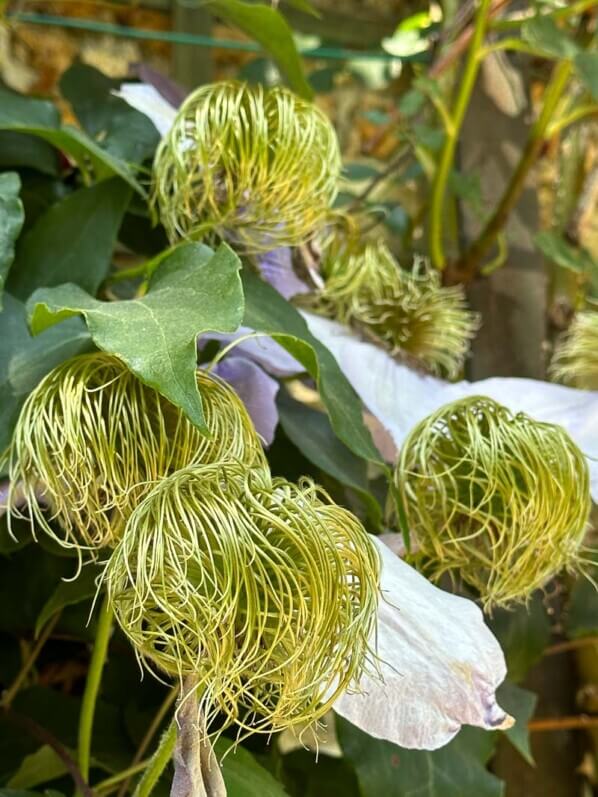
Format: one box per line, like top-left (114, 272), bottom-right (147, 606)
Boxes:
top-left (4, 706), bottom-right (95, 797)
top-left (529, 714), bottom-right (598, 732)
top-left (546, 636), bottom-right (598, 656)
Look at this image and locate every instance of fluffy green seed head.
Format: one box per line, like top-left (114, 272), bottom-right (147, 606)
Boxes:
top-left (6, 353), bottom-right (265, 552)
top-left (396, 396), bottom-right (590, 609)
top-left (550, 311), bottom-right (598, 389)
top-left (105, 463), bottom-right (380, 735)
top-left (310, 237), bottom-right (479, 378)
top-left (152, 81), bottom-right (341, 252)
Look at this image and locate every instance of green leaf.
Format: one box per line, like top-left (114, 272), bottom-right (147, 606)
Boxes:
top-left (241, 269), bottom-right (380, 463)
top-left (215, 738), bottom-right (288, 796)
top-left (496, 681), bottom-right (537, 766)
top-left (566, 569), bottom-right (598, 638)
top-left (534, 229), bottom-right (595, 273)
top-left (277, 389), bottom-right (382, 525)
top-left (8, 178), bottom-right (131, 300)
top-left (337, 719), bottom-right (503, 797)
top-left (7, 746), bottom-right (67, 790)
top-left (0, 172), bottom-right (24, 306)
top-left (0, 86), bottom-right (144, 195)
top-left (60, 62), bottom-right (159, 163)
top-left (574, 51), bottom-right (598, 100)
top-left (206, 0), bottom-right (313, 99)
top-left (281, 0), bottom-right (320, 17)
top-left (35, 566), bottom-right (99, 638)
top-left (0, 293), bottom-right (91, 451)
top-left (343, 162), bottom-right (380, 181)
top-left (27, 243), bottom-right (244, 431)
top-left (521, 15), bottom-right (579, 59)
top-left (0, 132), bottom-right (58, 176)
top-left (490, 592), bottom-right (551, 683)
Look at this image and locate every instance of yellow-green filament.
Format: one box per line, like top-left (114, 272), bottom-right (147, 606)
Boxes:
top-left (152, 81), bottom-right (341, 252)
top-left (6, 353), bottom-right (266, 552)
top-left (550, 311), bottom-right (598, 390)
top-left (396, 396), bottom-right (590, 609)
top-left (105, 462), bottom-right (380, 736)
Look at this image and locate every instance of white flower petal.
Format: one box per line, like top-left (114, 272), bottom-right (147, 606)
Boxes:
top-left (334, 537), bottom-right (512, 750)
top-left (115, 83), bottom-right (177, 137)
top-left (303, 312), bottom-right (598, 500)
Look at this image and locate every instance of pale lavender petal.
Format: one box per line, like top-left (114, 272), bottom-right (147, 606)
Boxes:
top-left (303, 312), bottom-right (598, 501)
top-left (258, 248), bottom-right (310, 300)
top-left (136, 64), bottom-right (186, 109)
top-left (202, 327), bottom-right (302, 377)
top-left (333, 536), bottom-right (512, 751)
top-left (115, 83), bottom-right (177, 137)
top-left (211, 357), bottom-right (279, 445)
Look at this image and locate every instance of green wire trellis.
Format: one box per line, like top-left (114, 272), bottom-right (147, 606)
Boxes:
top-left (6, 11), bottom-right (401, 61)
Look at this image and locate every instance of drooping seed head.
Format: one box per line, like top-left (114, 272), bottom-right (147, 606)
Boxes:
top-left (105, 463), bottom-right (380, 735)
top-left (396, 396), bottom-right (591, 608)
top-left (152, 81), bottom-right (341, 252)
top-left (308, 237), bottom-right (479, 378)
top-left (550, 311), bottom-right (598, 390)
top-left (6, 353), bottom-right (266, 552)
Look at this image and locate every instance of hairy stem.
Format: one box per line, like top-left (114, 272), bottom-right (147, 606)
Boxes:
top-left (529, 715), bottom-right (598, 732)
top-left (78, 594), bottom-right (113, 788)
top-left (133, 719), bottom-right (177, 797)
top-left (450, 60), bottom-right (572, 282)
top-left (429, 0), bottom-right (492, 270)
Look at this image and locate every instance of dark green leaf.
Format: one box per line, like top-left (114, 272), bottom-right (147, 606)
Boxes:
top-left (521, 15), bottom-right (579, 59)
top-left (398, 88), bottom-right (426, 117)
top-left (27, 244), bottom-right (244, 431)
top-left (8, 178), bottom-right (131, 300)
top-left (0, 293), bottom-right (91, 451)
top-left (566, 569), bottom-right (598, 638)
top-left (60, 62), bottom-right (159, 163)
top-left (277, 390), bottom-right (382, 525)
top-left (0, 87), bottom-right (60, 129)
top-left (242, 269), bottom-right (381, 463)
top-left (7, 746), bottom-right (67, 790)
top-left (574, 51), bottom-right (598, 100)
top-left (0, 87), bottom-right (144, 195)
top-left (496, 681), bottom-right (537, 765)
top-left (0, 172), bottom-right (24, 306)
top-left (337, 719), bottom-right (503, 797)
top-left (215, 738), bottom-right (288, 796)
top-left (206, 0), bottom-right (313, 99)
top-left (0, 132), bottom-right (58, 176)
top-left (35, 566), bottom-right (99, 638)
top-left (534, 230), bottom-right (595, 273)
top-left (490, 592), bottom-right (551, 683)
top-left (13, 686), bottom-right (133, 773)
top-left (281, 0), bottom-right (320, 17)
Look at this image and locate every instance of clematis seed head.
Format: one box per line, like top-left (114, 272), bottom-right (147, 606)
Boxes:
top-left (550, 311), bottom-right (598, 390)
top-left (152, 81), bottom-right (341, 252)
top-left (5, 353), bottom-right (266, 553)
top-left (308, 237), bottom-right (479, 378)
top-left (105, 463), bottom-right (380, 736)
top-left (396, 396), bottom-right (591, 608)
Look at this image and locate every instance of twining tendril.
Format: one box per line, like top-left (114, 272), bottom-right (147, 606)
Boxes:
top-left (396, 396), bottom-right (591, 609)
top-left (152, 81), bottom-right (341, 252)
top-left (550, 311), bottom-right (598, 390)
top-left (306, 237), bottom-right (479, 378)
top-left (5, 353), bottom-right (266, 553)
top-left (105, 463), bottom-right (380, 736)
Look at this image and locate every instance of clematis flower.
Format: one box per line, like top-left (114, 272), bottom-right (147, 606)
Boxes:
top-left (302, 312), bottom-right (598, 501)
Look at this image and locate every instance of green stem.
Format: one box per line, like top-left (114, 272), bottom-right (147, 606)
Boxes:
top-left (451, 60), bottom-right (572, 281)
top-left (429, 0), bottom-right (493, 270)
top-left (77, 594), bottom-right (113, 788)
top-left (95, 760), bottom-right (150, 795)
top-left (133, 720), bottom-right (177, 797)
